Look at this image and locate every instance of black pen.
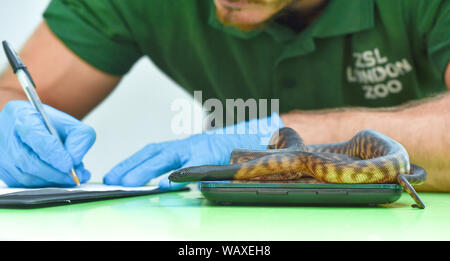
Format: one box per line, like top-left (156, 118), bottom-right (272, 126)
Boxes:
top-left (2, 40), bottom-right (81, 186)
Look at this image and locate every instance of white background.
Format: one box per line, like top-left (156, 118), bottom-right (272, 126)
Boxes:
top-left (0, 0), bottom-right (203, 182)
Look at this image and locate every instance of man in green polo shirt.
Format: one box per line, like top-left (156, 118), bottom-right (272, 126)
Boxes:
top-left (0, 0), bottom-right (449, 191)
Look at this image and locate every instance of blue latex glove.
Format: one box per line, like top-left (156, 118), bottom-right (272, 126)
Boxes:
top-left (0, 100), bottom-right (96, 187)
top-left (103, 113), bottom-right (283, 189)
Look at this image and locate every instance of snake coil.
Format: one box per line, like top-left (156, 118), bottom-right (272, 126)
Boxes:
top-left (169, 127), bottom-right (426, 209)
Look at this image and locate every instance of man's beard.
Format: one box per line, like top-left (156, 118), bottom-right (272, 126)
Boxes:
top-left (215, 0), bottom-right (329, 32)
top-left (215, 0), bottom-right (293, 31)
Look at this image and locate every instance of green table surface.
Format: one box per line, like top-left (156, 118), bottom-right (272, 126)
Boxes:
top-left (0, 184), bottom-right (449, 240)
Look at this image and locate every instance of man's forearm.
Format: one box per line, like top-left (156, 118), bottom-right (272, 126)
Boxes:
top-left (281, 92), bottom-right (450, 192)
top-left (0, 22), bottom-right (121, 119)
top-left (0, 87), bottom-right (28, 110)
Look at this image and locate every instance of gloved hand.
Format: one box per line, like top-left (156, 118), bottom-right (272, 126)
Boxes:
top-left (0, 100), bottom-right (96, 187)
top-left (103, 113), bottom-right (283, 190)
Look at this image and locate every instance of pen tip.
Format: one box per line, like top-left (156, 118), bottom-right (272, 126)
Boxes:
top-left (75, 177), bottom-right (81, 187)
top-left (70, 169), bottom-right (81, 186)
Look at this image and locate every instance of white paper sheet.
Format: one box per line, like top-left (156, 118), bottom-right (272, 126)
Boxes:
top-left (0, 183), bottom-right (158, 196)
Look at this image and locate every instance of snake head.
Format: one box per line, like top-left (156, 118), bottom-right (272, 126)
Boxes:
top-left (169, 168), bottom-right (191, 183)
top-left (169, 165), bottom-right (238, 183)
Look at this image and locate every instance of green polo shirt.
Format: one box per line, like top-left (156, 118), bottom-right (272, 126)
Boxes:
top-left (43, 0), bottom-right (450, 113)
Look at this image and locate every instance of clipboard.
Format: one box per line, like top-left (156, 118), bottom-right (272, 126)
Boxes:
top-left (0, 184), bottom-right (189, 208)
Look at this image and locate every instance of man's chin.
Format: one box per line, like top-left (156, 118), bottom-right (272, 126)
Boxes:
top-left (214, 0), bottom-right (289, 31)
top-left (215, 7), bottom-right (270, 31)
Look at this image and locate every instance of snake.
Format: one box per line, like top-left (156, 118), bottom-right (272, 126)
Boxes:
top-left (169, 127), bottom-right (426, 209)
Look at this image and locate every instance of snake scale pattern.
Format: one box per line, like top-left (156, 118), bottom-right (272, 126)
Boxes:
top-left (169, 127), bottom-right (426, 209)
